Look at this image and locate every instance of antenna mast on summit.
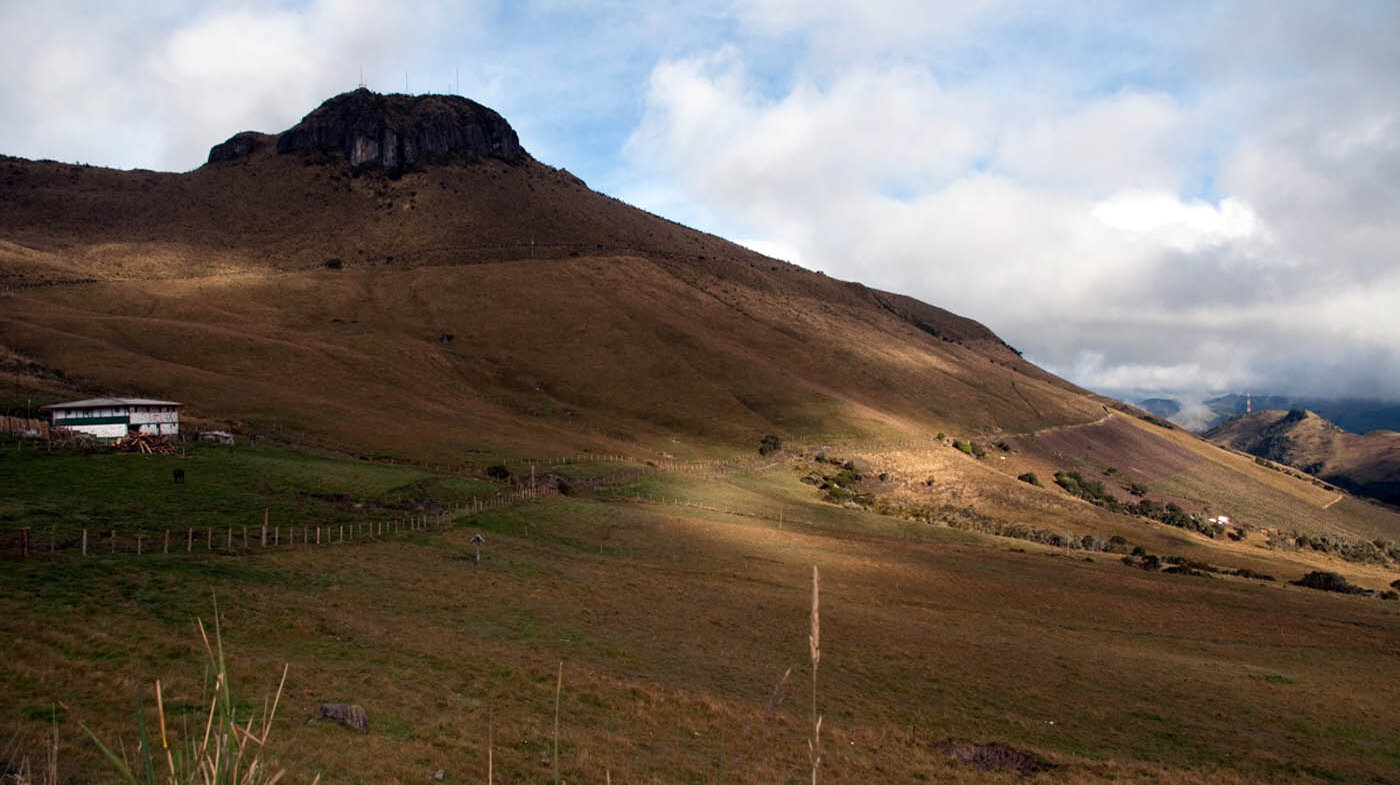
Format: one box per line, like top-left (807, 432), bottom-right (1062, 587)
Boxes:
top-left (358, 66), bottom-right (366, 89)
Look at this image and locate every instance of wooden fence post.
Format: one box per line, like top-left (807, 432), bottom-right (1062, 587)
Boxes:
top-left (227, 527), bottom-right (233, 551)
top-left (275, 526), bottom-right (280, 546)
top-left (187, 528), bottom-right (193, 552)
top-left (207, 528), bottom-right (212, 550)
top-left (136, 530), bottom-right (143, 555)
top-left (50, 525), bottom-right (55, 554)
top-left (111, 530), bottom-right (116, 554)
top-left (242, 526), bottom-right (248, 550)
top-left (82, 529), bottom-right (88, 557)
top-left (164, 530), bottom-right (170, 554)
top-left (262, 508), bottom-right (268, 547)
top-left (21, 527), bottom-right (28, 560)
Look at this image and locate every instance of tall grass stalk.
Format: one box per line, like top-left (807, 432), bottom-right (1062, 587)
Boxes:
top-left (808, 565), bottom-right (822, 785)
top-left (79, 608), bottom-right (311, 785)
top-left (553, 661), bottom-right (563, 785)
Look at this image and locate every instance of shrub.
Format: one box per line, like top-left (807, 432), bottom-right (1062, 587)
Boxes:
top-left (1232, 568), bottom-right (1276, 581)
top-left (324, 258), bottom-right (343, 269)
top-left (759, 434), bottom-right (783, 456)
top-left (1291, 571), bottom-right (1365, 595)
top-left (970, 442), bottom-right (987, 459)
top-left (1163, 565), bottom-right (1209, 577)
top-left (953, 440), bottom-right (972, 455)
top-left (1392, 579), bottom-right (1400, 590)
top-left (1126, 481), bottom-right (1149, 497)
top-left (1017, 472), bottom-right (1041, 487)
top-left (486, 464), bottom-right (511, 480)
top-left (1380, 591), bottom-right (1398, 601)
top-left (1121, 553), bottom-right (1160, 571)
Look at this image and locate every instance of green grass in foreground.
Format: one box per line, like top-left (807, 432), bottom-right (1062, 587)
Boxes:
top-left (0, 438), bottom-right (498, 551)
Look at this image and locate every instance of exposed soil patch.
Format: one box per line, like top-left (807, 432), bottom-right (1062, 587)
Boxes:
top-left (936, 740), bottom-right (1057, 777)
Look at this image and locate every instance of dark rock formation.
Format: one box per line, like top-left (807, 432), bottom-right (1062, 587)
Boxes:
top-left (206, 131), bottom-right (270, 164)
top-left (275, 88), bottom-right (527, 170)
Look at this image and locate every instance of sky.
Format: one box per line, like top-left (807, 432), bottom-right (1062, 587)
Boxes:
top-left (3, 0), bottom-right (1399, 409)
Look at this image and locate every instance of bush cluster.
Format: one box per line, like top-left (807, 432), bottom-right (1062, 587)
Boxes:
top-left (1053, 471), bottom-right (1225, 538)
top-left (758, 434), bottom-right (783, 456)
top-left (1287, 533), bottom-right (1398, 566)
top-left (1291, 571), bottom-right (1365, 595)
top-left (806, 455), bottom-right (875, 507)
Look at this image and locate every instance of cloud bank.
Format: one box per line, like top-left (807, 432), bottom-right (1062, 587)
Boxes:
top-left (622, 1), bottom-right (1400, 402)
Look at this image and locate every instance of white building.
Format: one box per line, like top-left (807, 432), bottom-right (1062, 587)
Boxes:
top-left (41, 398), bottom-right (182, 439)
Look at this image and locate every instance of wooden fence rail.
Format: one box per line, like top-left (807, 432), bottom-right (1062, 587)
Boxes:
top-left (0, 486), bottom-right (545, 561)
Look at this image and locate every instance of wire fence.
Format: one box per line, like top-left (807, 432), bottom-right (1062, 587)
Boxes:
top-left (0, 486), bottom-right (543, 562)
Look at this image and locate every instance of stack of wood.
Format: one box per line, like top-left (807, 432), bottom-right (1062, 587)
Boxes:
top-left (114, 432), bottom-right (180, 455)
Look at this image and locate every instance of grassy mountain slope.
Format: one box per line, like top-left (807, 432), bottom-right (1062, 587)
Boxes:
top-left (1208, 409), bottom-right (1400, 505)
top-left (0, 125), bottom-right (1100, 460)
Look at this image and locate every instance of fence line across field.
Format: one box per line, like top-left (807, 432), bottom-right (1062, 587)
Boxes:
top-left (3, 485), bottom-right (544, 561)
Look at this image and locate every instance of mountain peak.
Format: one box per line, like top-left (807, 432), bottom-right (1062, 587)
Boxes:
top-left (207, 89), bottom-right (527, 169)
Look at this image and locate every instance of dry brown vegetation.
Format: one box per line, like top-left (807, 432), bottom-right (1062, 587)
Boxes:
top-left (3, 479), bottom-right (1399, 784)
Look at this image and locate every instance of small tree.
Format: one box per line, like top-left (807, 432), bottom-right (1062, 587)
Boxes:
top-left (759, 434), bottom-right (783, 456)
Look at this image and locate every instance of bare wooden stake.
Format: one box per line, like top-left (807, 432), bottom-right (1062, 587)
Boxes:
top-left (164, 530), bottom-right (170, 554)
top-left (136, 530), bottom-right (143, 555)
top-left (187, 528), bottom-right (193, 552)
top-left (110, 530), bottom-right (116, 554)
top-left (82, 529), bottom-right (88, 557)
top-left (262, 508), bottom-right (269, 547)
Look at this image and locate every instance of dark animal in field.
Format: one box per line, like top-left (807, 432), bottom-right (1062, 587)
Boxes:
top-left (173, 468), bottom-right (185, 484)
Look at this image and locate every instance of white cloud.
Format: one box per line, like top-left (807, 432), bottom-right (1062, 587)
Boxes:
top-left (621, 2), bottom-right (1400, 402)
top-left (0, 0), bottom-right (481, 171)
top-left (1090, 192), bottom-right (1263, 254)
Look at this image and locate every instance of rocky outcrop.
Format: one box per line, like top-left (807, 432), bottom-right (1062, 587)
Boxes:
top-left (274, 89), bottom-right (527, 170)
top-left (319, 702), bottom-right (369, 732)
top-left (206, 131), bottom-right (271, 164)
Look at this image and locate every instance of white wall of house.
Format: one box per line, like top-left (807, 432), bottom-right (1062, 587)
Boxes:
top-left (46, 399), bottom-right (181, 439)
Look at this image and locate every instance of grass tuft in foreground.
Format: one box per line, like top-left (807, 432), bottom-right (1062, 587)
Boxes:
top-left (79, 602), bottom-right (314, 785)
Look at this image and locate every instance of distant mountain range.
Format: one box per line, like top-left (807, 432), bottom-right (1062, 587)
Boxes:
top-left (1139, 394), bottom-right (1400, 435)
